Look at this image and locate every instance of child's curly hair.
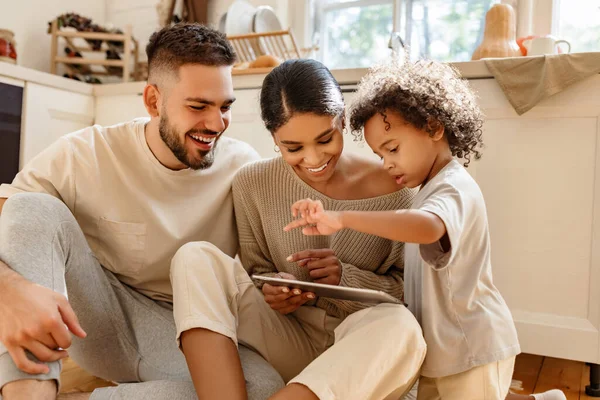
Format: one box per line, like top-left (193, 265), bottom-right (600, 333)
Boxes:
top-left (349, 58), bottom-right (484, 166)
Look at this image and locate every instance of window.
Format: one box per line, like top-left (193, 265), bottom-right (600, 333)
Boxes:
top-left (308, 0), bottom-right (600, 69)
top-left (315, 0), bottom-right (394, 69)
top-left (313, 0), bottom-right (497, 68)
top-left (555, 0), bottom-right (600, 53)
top-left (398, 0), bottom-right (499, 62)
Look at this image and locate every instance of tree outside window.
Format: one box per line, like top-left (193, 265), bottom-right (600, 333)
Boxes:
top-left (315, 0), bottom-right (496, 69)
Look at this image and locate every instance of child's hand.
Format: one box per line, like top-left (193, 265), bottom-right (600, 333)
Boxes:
top-left (261, 272), bottom-right (315, 315)
top-left (284, 199), bottom-right (343, 235)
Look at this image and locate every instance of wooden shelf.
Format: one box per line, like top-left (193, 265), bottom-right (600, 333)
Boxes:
top-left (54, 30), bottom-right (130, 42)
top-left (49, 19), bottom-right (140, 82)
top-left (55, 57), bottom-right (125, 67)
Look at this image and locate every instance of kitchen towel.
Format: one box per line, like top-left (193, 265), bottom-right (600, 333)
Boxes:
top-left (484, 52), bottom-right (600, 115)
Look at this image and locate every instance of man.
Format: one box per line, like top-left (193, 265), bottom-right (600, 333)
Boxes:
top-left (0, 23), bottom-right (283, 400)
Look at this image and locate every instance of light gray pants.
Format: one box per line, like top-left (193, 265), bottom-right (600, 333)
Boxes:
top-left (0, 193), bottom-right (284, 400)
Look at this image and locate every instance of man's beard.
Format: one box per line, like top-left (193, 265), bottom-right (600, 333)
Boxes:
top-left (159, 113), bottom-right (219, 170)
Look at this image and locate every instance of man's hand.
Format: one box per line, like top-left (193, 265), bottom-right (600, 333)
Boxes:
top-left (0, 270), bottom-right (86, 374)
top-left (284, 199), bottom-right (343, 235)
top-left (261, 272), bottom-right (315, 315)
top-left (287, 249), bottom-right (342, 285)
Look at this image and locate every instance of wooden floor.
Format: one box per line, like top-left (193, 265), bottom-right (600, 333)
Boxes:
top-left (60, 358), bottom-right (114, 394)
top-left (511, 354), bottom-right (596, 399)
top-left (60, 354), bottom-right (596, 397)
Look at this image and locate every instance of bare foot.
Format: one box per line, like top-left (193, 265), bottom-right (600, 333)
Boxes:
top-left (1, 379), bottom-right (56, 400)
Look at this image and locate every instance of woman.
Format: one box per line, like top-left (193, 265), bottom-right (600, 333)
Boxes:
top-left (169, 59), bottom-right (565, 400)
top-left (170, 59), bottom-right (425, 400)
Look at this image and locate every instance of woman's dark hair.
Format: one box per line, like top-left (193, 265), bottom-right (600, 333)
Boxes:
top-left (260, 59), bottom-right (344, 133)
top-left (350, 59), bottom-right (484, 167)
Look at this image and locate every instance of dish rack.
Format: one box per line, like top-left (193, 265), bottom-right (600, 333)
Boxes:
top-left (48, 19), bottom-right (141, 82)
top-left (228, 29), bottom-right (307, 75)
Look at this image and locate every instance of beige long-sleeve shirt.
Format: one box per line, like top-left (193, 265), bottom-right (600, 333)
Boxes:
top-left (0, 118), bottom-right (260, 302)
top-left (232, 156), bottom-right (415, 319)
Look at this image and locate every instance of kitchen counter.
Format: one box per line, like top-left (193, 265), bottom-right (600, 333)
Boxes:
top-left (1, 59), bottom-right (492, 97)
top-left (0, 62), bottom-right (93, 95)
top-left (92, 60), bottom-right (493, 96)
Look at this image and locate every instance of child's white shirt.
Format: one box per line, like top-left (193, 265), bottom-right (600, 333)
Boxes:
top-left (404, 159), bottom-right (520, 378)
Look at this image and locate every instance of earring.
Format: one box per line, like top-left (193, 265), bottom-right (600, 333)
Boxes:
top-left (274, 145), bottom-right (280, 153)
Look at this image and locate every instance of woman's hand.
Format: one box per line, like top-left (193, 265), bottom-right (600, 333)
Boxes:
top-left (284, 199), bottom-right (343, 235)
top-left (287, 249), bottom-right (342, 286)
top-left (261, 272), bottom-right (315, 315)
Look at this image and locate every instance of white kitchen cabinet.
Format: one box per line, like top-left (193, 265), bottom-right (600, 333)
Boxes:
top-left (468, 75), bottom-right (600, 365)
top-left (341, 89), bottom-right (381, 162)
top-left (21, 82), bottom-right (94, 167)
top-left (94, 93), bottom-right (148, 126)
top-left (225, 88), bottom-right (275, 157)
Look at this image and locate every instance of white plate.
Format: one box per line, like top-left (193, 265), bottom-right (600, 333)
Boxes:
top-left (218, 12), bottom-right (227, 33)
top-left (253, 6), bottom-right (282, 33)
top-left (225, 0), bottom-right (257, 36)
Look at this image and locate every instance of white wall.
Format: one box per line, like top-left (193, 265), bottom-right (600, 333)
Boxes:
top-left (2, 0), bottom-right (292, 74)
top-left (105, 0), bottom-right (161, 62)
top-left (104, 0), bottom-right (290, 64)
top-left (208, 0), bottom-right (289, 29)
top-left (0, 0), bottom-right (106, 72)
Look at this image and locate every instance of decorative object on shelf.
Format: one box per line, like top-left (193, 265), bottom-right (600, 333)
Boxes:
top-left (48, 17), bottom-right (140, 83)
top-left (471, 3), bottom-right (521, 60)
top-left (0, 29), bottom-right (17, 64)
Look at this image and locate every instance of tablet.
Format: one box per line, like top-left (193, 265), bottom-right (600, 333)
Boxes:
top-left (252, 275), bottom-right (404, 305)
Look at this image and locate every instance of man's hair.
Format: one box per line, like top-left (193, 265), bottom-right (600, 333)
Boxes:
top-left (146, 23), bottom-right (236, 81)
top-left (350, 58), bottom-right (484, 167)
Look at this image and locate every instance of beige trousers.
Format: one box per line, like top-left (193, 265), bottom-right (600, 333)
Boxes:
top-left (417, 356), bottom-right (516, 400)
top-left (170, 241), bottom-right (427, 400)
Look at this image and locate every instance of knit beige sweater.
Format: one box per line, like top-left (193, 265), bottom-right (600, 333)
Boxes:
top-left (232, 157), bottom-right (415, 319)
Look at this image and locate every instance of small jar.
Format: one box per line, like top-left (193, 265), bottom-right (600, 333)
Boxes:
top-left (0, 29), bottom-right (17, 64)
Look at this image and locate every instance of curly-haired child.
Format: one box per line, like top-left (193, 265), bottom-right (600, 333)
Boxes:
top-left (284, 59), bottom-right (521, 399)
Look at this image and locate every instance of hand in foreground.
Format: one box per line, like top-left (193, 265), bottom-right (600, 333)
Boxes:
top-left (261, 272), bottom-right (315, 315)
top-left (0, 275), bottom-right (86, 374)
top-left (287, 249), bottom-right (342, 285)
top-left (283, 198), bottom-right (343, 235)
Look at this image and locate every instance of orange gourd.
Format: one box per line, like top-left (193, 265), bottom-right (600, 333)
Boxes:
top-left (472, 3), bottom-right (522, 60)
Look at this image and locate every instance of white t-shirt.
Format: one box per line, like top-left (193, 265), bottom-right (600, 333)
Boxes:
top-left (0, 118), bottom-right (260, 302)
top-left (404, 159), bottom-right (520, 378)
